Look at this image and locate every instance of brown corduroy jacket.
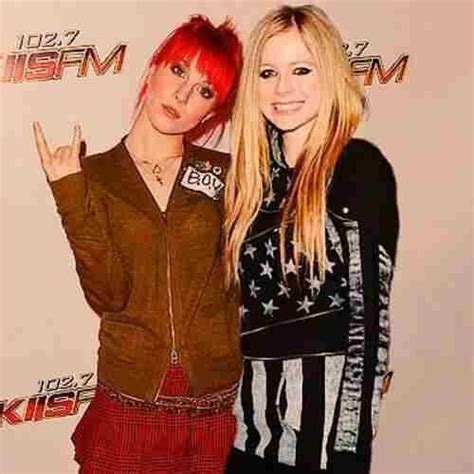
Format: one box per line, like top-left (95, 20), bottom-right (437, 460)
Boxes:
top-left (50, 138), bottom-right (242, 400)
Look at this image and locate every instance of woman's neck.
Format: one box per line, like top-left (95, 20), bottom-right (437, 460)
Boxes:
top-left (126, 108), bottom-right (184, 164)
top-left (281, 120), bottom-right (313, 168)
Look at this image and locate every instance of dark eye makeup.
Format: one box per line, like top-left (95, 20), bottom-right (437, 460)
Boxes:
top-left (199, 84), bottom-right (215, 100)
top-left (169, 62), bottom-right (215, 100)
top-left (170, 63), bottom-right (186, 77)
top-left (259, 68), bottom-right (277, 79)
top-left (259, 65), bottom-right (313, 79)
top-left (293, 66), bottom-right (312, 75)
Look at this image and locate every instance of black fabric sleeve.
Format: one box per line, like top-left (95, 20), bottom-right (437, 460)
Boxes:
top-left (328, 139), bottom-right (400, 474)
top-left (331, 138), bottom-right (399, 262)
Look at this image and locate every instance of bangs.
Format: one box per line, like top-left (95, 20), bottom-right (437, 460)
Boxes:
top-left (133, 15), bottom-right (242, 141)
top-left (154, 29), bottom-right (236, 106)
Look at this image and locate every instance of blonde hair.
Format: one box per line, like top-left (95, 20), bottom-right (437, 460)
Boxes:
top-left (225, 4), bottom-right (366, 285)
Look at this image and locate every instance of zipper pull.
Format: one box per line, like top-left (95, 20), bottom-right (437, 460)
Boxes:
top-left (170, 348), bottom-right (179, 365)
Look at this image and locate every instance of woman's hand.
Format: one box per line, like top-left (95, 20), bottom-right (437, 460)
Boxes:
top-left (33, 122), bottom-right (82, 182)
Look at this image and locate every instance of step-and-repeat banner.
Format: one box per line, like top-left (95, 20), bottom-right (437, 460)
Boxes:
top-left (1, 1), bottom-right (472, 473)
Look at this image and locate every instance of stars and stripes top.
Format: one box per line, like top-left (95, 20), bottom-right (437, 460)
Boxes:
top-left (233, 130), bottom-right (399, 474)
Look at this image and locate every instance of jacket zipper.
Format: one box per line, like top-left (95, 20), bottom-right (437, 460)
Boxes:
top-left (166, 245), bottom-right (179, 365)
top-left (154, 224), bottom-right (179, 400)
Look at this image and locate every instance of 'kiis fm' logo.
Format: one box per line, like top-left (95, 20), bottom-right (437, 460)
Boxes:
top-left (0, 30), bottom-right (126, 83)
top-left (0, 32), bottom-right (406, 86)
top-left (344, 40), bottom-right (408, 85)
top-left (1, 372), bottom-right (95, 427)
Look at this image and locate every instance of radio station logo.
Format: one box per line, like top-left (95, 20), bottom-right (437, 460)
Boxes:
top-left (0, 30), bottom-right (127, 83)
top-left (1, 372), bottom-right (96, 427)
top-left (344, 40), bottom-right (409, 85)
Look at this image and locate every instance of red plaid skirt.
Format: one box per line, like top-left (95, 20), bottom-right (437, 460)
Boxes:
top-left (72, 365), bottom-right (236, 473)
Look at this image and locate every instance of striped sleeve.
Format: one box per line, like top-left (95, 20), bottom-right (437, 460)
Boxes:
top-left (330, 143), bottom-right (399, 474)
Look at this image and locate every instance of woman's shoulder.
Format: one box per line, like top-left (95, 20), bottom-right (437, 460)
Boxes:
top-left (333, 138), bottom-right (396, 189)
top-left (188, 143), bottom-right (231, 166)
top-left (79, 141), bottom-right (131, 196)
top-left (81, 141), bottom-right (122, 173)
top-left (329, 138), bottom-right (397, 207)
top-left (328, 138), bottom-right (399, 257)
top-left (186, 143), bottom-right (233, 183)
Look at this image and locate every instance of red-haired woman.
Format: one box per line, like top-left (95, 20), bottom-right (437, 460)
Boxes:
top-left (33, 15), bottom-right (242, 474)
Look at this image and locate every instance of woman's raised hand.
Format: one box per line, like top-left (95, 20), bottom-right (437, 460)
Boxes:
top-left (33, 122), bottom-right (82, 182)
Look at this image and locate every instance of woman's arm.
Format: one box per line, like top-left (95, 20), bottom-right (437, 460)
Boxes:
top-left (329, 139), bottom-right (400, 473)
top-left (49, 172), bottom-right (131, 315)
top-left (34, 123), bottom-right (131, 315)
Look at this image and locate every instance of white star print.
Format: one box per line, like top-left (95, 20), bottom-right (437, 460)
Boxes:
top-left (249, 280), bottom-right (261, 298)
top-left (263, 188), bottom-right (275, 206)
top-left (265, 239), bottom-right (277, 259)
top-left (277, 282), bottom-right (291, 298)
top-left (306, 275), bottom-right (321, 294)
top-left (297, 296), bottom-right (314, 314)
top-left (262, 299), bottom-right (279, 317)
top-left (271, 167), bottom-right (281, 179)
top-left (239, 305), bottom-right (249, 318)
top-left (328, 293), bottom-right (345, 308)
top-left (260, 261), bottom-right (273, 279)
top-left (283, 258), bottom-right (298, 275)
top-left (326, 259), bottom-right (336, 273)
top-left (340, 277), bottom-right (347, 288)
top-left (244, 244), bottom-right (257, 259)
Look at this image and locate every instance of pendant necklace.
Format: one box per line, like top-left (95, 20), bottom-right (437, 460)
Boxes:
top-left (129, 148), bottom-right (183, 186)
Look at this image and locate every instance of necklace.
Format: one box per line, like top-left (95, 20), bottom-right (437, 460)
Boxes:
top-left (128, 147), bottom-right (183, 186)
top-left (138, 154), bottom-right (182, 185)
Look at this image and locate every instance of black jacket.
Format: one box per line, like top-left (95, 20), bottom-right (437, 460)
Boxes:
top-left (234, 137), bottom-right (399, 474)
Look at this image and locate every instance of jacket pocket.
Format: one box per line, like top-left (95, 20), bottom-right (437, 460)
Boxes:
top-left (98, 317), bottom-right (154, 365)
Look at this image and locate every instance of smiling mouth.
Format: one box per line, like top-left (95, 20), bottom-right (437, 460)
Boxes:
top-left (272, 101), bottom-right (305, 113)
top-left (162, 104), bottom-right (181, 119)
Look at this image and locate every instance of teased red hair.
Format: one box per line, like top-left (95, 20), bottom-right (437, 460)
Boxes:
top-left (137, 15), bottom-right (242, 141)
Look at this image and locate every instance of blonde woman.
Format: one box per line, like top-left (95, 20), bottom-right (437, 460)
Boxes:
top-left (225, 5), bottom-right (399, 474)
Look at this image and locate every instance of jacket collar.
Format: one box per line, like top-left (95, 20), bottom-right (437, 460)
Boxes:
top-left (86, 136), bottom-right (195, 224)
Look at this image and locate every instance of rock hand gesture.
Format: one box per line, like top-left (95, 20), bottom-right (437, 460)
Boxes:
top-left (33, 122), bottom-right (82, 182)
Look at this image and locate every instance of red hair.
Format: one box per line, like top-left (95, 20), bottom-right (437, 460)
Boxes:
top-left (137, 15), bottom-right (242, 141)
